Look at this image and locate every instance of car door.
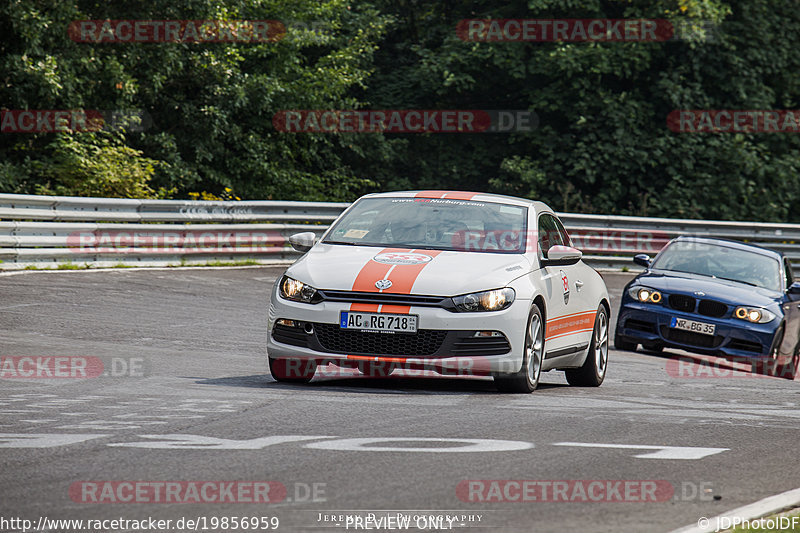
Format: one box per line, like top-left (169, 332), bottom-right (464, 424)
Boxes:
top-left (553, 215), bottom-right (597, 348)
top-left (779, 256), bottom-right (800, 358)
top-left (536, 213), bottom-right (586, 354)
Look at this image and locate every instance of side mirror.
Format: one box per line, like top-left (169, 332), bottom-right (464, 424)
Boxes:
top-left (288, 232), bottom-right (316, 253)
top-left (633, 254), bottom-right (652, 268)
top-left (787, 281), bottom-right (800, 296)
top-left (541, 245), bottom-right (582, 267)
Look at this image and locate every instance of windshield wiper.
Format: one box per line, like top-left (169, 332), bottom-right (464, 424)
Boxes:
top-left (322, 240), bottom-right (361, 246)
top-left (713, 276), bottom-right (758, 287)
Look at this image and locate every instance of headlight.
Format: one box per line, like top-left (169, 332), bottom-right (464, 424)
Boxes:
top-left (279, 276), bottom-right (320, 303)
top-left (734, 306), bottom-right (775, 323)
top-left (628, 286), bottom-right (662, 303)
top-left (452, 288), bottom-right (515, 312)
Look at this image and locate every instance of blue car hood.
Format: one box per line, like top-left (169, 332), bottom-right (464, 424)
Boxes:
top-left (634, 270), bottom-right (782, 308)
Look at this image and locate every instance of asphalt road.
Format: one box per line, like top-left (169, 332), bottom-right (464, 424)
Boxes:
top-left (1, 267), bottom-right (799, 533)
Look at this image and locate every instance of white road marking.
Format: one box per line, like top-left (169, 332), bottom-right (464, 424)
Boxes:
top-left (306, 437), bottom-right (534, 453)
top-left (0, 303), bottom-right (41, 310)
top-left (0, 433), bottom-right (109, 448)
top-left (553, 442), bottom-right (729, 460)
top-left (109, 434), bottom-right (335, 450)
top-left (58, 420), bottom-right (169, 430)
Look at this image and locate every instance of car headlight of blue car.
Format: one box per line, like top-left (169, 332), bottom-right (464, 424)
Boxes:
top-left (627, 286), bottom-right (663, 304)
top-left (733, 306), bottom-right (776, 323)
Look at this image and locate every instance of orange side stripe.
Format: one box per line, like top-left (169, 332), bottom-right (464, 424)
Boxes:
top-left (545, 311), bottom-right (597, 340)
top-left (546, 328), bottom-right (595, 341)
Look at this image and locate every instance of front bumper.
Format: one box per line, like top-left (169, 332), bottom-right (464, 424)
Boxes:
top-left (616, 302), bottom-right (778, 360)
top-left (267, 287), bottom-right (530, 375)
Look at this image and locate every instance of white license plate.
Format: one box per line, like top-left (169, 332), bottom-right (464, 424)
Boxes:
top-left (340, 311), bottom-right (418, 334)
top-left (670, 317), bottom-right (716, 336)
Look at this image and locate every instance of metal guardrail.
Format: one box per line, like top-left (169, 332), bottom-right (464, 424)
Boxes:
top-left (0, 193), bottom-right (348, 223)
top-left (0, 193), bottom-right (798, 272)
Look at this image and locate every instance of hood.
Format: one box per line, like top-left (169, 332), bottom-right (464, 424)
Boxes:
top-left (634, 270), bottom-right (782, 308)
top-left (286, 244), bottom-right (531, 296)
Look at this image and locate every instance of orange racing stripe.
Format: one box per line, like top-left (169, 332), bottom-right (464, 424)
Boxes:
top-left (414, 191), bottom-right (478, 200)
top-left (348, 249), bottom-right (442, 315)
top-left (545, 310), bottom-right (597, 341)
top-left (349, 247), bottom-right (407, 311)
top-left (377, 249), bottom-right (442, 314)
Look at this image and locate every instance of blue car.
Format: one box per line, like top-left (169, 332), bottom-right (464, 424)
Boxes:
top-left (615, 236), bottom-right (800, 378)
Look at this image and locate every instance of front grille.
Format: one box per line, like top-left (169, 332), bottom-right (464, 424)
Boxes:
top-left (318, 290), bottom-right (449, 308)
top-left (660, 326), bottom-right (723, 348)
top-left (625, 318), bottom-right (657, 334)
top-left (451, 336), bottom-right (511, 356)
top-left (314, 323), bottom-right (447, 356)
top-left (727, 338), bottom-right (763, 353)
top-left (669, 294), bottom-right (696, 313)
top-left (698, 299), bottom-right (727, 318)
top-left (272, 323), bottom-right (310, 348)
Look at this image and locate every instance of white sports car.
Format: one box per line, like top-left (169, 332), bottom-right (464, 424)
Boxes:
top-left (267, 191), bottom-right (610, 392)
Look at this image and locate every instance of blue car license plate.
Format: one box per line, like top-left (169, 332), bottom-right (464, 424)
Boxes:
top-left (670, 316), bottom-right (715, 336)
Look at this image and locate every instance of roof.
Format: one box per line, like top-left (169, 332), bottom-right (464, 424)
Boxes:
top-left (672, 235), bottom-right (783, 258)
top-left (361, 190), bottom-right (553, 212)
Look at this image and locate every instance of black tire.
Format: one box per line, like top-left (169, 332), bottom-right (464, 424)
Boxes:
top-left (494, 306), bottom-right (544, 393)
top-left (753, 325), bottom-right (785, 377)
top-left (614, 334), bottom-right (637, 351)
top-left (566, 305), bottom-right (609, 387)
top-left (774, 352), bottom-right (799, 380)
top-left (641, 342), bottom-right (664, 353)
top-left (269, 357), bottom-right (316, 383)
top-left (767, 325), bottom-right (798, 379)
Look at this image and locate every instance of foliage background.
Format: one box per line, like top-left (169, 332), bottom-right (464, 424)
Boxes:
top-left (2, 0), bottom-right (799, 221)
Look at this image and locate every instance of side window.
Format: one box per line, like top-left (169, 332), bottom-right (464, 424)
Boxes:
top-left (785, 258), bottom-right (794, 289)
top-left (553, 216), bottom-right (572, 248)
top-left (537, 214), bottom-right (563, 258)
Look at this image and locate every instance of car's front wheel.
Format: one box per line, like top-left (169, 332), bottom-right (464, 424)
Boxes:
top-left (769, 325), bottom-right (799, 379)
top-left (566, 305), bottom-right (609, 387)
top-left (268, 357), bottom-right (317, 383)
top-left (494, 306), bottom-right (543, 393)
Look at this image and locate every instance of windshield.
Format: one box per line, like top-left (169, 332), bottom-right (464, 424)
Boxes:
top-left (652, 241), bottom-right (781, 291)
top-left (323, 197), bottom-right (528, 253)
